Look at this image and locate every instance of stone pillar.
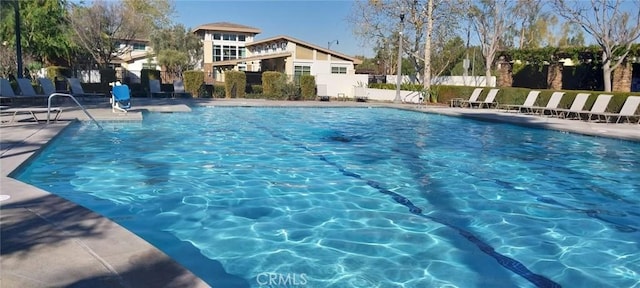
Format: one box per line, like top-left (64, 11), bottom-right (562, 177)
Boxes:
top-left (496, 60), bottom-right (513, 87)
top-left (612, 61), bottom-right (631, 92)
top-left (547, 62), bottom-right (563, 90)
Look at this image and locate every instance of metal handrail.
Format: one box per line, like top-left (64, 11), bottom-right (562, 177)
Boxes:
top-left (47, 93), bottom-right (103, 130)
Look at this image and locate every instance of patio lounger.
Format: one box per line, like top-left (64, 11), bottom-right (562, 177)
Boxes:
top-left (68, 77), bottom-right (106, 101)
top-left (1, 107), bottom-right (62, 123)
top-left (149, 79), bottom-right (172, 98)
top-left (501, 90), bottom-right (540, 113)
top-left (0, 78), bottom-right (41, 105)
top-left (37, 77), bottom-right (56, 96)
top-left (458, 88), bottom-right (483, 107)
top-left (530, 92), bottom-right (565, 116)
top-left (471, 88), bottom-right (499, 109)
top-left (589, 96), bottom-right (640, 124)
top-left (0, 78), bottom-right (16, 98)
top-left (15, 78), bottom-right (49, 104)
top-left (111, 84), bottom-right (131, 113)
top-left (581, 94), bottom-right (613, 122)
top-left (172, 80), bottom-right (192, 98)
top-left (550, 93), bottom-right (590, 119)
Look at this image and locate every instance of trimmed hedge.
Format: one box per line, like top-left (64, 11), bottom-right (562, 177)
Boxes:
top-left (262, 71), bottom-right (286, 96)
top-left (300, 75), bottom-right (316, 100)
top-left (224, 70), bottom-right (246, 98)
top-left (183, 70), bottom-right (204, 97)
top-left (45, 66), bottom-right (72, 79)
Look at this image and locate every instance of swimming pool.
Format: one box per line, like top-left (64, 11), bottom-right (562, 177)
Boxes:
top-left (15, 107), bottom-right (640, 287)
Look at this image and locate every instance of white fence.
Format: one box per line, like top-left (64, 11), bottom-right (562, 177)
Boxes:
top-left (357, 87), bottom-right (423, 103)
top-left (385, 75), bottom-right (496, 87)
top-left (314, 73), bottom-right (369, 98)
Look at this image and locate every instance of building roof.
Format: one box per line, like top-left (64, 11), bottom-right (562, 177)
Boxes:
top-left (193, 22), bottom-right (261, 34)
top-left (212, 52), bottom-right (293, 67)
top-left (247, 35), bottom-right (362, 64)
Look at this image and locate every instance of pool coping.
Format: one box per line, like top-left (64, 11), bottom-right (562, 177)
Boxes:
top-left (1, 98), bottom-right (639, 287)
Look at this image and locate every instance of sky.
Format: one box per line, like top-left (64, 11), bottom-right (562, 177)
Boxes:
top-left (172, 0), bottom-right (372, 57)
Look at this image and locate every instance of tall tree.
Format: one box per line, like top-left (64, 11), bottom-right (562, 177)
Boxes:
top-left (348, 0), bottom-right (460, 92)
top-left (468, 0), bottom-right (516, 86)
top-left (150, 24), bottom-right (202, 78)
top-left (0, 0), bottom-right (75, 67)
top-left (67, 0), bottom-right (173, 69)
top-left (557, 22), bottom-right (585, 47)
top-left (553, 0), bottom-right (640, 92)
top-left (512, 0), bottom-right (543, 49)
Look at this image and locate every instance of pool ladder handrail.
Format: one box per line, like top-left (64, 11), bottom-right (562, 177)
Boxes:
top-left (47, 93), bottom-right (103, 130)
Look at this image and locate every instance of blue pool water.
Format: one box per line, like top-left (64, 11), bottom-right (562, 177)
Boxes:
top-left (14, 107), bottom-right (640, 287)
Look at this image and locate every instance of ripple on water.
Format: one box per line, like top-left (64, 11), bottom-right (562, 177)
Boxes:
top-left (14, 108), bottom-right (640, 288)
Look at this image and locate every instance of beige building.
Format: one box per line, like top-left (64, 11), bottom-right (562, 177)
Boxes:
top-left (193, 22), bottom-right (361, 83)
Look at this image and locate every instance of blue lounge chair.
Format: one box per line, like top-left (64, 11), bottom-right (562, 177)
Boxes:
top-left (111, 84), bottom-right (131, 113)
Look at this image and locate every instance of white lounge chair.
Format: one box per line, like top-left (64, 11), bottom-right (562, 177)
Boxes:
top-left (581, 94), bottom-right (613, 122)
top-left (473, 88), bottom-right (500, 109)
top-left (457, 88), bottom-right (483, 107)
top-left (589, 96), bottom-right (640, 124)
top-left (550, 93), bottom-right (590, 119)
top-left (530, 92), bottom-right (565, 116)
top-left (501, 90), bottom-right (541, 113)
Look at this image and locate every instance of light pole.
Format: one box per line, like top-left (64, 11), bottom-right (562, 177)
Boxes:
top-left (14, 0), bottom-right (23, 78)
top-left (328, 40), bottom-right (339, 50)
top-left (393, 14), bottom-right (405, 103)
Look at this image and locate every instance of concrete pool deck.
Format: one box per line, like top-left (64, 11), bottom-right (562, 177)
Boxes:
top-left (1, 98), bottom-right (638, 287)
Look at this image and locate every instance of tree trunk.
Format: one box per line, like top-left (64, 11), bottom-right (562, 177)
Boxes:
top-left (423, 0), bottom-right (433, 102)
top-left (485, 55), bottom-right (493, 87)
top-left (603, 63), bottom-right (612, 92)
top-left (603, 51), bottom-right (612, 92)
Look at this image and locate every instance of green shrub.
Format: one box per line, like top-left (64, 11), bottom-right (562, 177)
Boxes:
top-left (300, 75), bottom-right (316, 100)
top-left (262, 71), bottom-right (285, 97)
top-left (250, 84), bottom-right (263, 94)
top-left (212, 84), bottom-right (225, 98)
top-left (224, 70), bottom-right (246, 98)
top-left (45, 66), bottom-right (71, 80)
top-left (183, 70), bottom-right (204, 97)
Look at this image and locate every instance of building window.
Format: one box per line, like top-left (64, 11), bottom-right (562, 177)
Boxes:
top-left (238, 35), bottom-right (246, 42)
top-left (214, 45), bottom-right (245, 61)
top-left (213, 45), bottom-right (222, 61)
top-left (331, 66), bottom-right (347, 74)
top-left (132, 43), bottom-right (146, 51)
top-left (223, 33), bottom-right (235, 41)
top-left (294, 65), bottom-right (311, 84)
top-left (213, 33), bottom-right (221, 40)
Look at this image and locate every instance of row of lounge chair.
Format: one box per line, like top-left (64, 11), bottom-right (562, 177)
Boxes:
top-left (0, 77), bottom-right (106, 103)
top-left (454, 88), bottom-right (640, 124)
top-left (1, 77), bottom-right (134, 124)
